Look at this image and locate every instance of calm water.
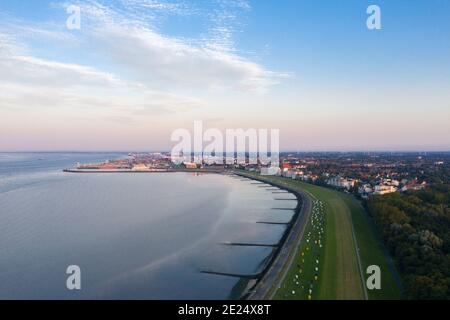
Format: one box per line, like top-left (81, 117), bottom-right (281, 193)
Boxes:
top-left (0, 153), bottom-right (297, 299)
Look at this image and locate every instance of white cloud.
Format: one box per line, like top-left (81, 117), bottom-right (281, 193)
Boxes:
top-left (90, 24), bottom-right (285, 93)
top-left (0, 34), bottom-right (204, 120)
top-left (0, 0), bottom-right (288, 129)
top-left (1, 55), bottom-right (122, 87)
top-left (120, 0), bottom-right (197, 15)
top-left (68, 0), bottom-right (286, 93)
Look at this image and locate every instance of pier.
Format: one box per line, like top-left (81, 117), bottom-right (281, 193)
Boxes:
top-left (256, 221), bottom-right (291, 226)
top-left (200, 271), bottom-right (262, 280)
top-left (221, 242), bottom-right (279, 248)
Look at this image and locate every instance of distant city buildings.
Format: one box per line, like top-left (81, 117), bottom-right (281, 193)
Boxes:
top-left (272, 153), bottom-right (441, 197)
top-left (73, 152), bottom-right (442, 196)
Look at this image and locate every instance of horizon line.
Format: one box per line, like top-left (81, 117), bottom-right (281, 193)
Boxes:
top-left (1, 150), bottom-right (450, 154)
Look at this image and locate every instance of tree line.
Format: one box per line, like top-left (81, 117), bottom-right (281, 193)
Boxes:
top-left (367, 184), bottom-right (450, 299)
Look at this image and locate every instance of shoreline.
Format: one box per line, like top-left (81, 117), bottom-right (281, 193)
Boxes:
top-left (63, 168), bottom-right (227, 174)
top-left (233, 172), bottom-right (311, 300)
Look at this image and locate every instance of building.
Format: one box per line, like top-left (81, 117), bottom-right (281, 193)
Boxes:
top-left (374, 184), bottom-right (397, 195)
top-left (132, 164), bottom-right (149, 171)
top-left (401, 181), bottom-right (426, 192)
top-left (382, 178), bottom-right (400, 187)
top-left (291, 171), bottom-right (305, 180)
top-left (327, 176), bottom-right (357, 190)
top-left (260, 166), bottom-right (281, 176)
top-left (358, 184), bottom-right (373, 195)
top-left (282, 170), bottom-right (294, 178)
top-left (184, 162), bottom-right (198, 169)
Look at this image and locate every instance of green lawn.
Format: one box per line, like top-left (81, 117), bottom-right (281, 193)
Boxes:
top-left (284, 181), bottom-right (364, 300)
top-left (274, 199), bottom-right (326, 299)
top-left (237, 172), bottom-right (402, 300)
top-left (337, 192), bottom-right (402, 299)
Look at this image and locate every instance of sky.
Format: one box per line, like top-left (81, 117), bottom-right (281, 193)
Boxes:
top-left (0, 0), bottom-right (449, 152)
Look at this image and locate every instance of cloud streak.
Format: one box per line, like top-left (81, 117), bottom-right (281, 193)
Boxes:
top-left (0, 33), bottom-right (204, 120)
top-left (69, 0), bottom-right (286, 92)
top-left (0, 0), bottom-right (286, 123)
top-left (90, 24), bottom-right (285, 93)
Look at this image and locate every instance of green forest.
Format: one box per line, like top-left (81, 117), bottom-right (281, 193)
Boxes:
top-left (367, 185), bottom-right (450, 299)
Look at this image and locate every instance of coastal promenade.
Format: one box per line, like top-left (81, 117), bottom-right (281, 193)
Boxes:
top-left (233, 171), bottom-right (312, 300)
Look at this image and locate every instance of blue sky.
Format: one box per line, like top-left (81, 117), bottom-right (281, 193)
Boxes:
top-left (0, 0), bottom-right (449, 151)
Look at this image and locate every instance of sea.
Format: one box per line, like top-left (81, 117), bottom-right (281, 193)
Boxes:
top-left (0, 152), bottom-right (297, 299)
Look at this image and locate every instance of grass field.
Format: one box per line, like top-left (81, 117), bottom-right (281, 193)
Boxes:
top-left (239, 172), bottom-right (402, 300)
top-left (283, 181), bottom-right (364, 300)
top-left (273, 199), bottom-right (326, 300)
top-left (337, 192), bottom-right (402, 299)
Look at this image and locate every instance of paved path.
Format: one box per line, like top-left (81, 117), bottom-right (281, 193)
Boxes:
top-left (346, 201), bottom-right (369, 300)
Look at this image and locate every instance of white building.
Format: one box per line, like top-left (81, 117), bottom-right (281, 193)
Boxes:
top-left (260, 166), bottom-right (281, 176)
top-left (382, 178), bottom-right (400, 187)
top-left (358, 184), bottom-right (373, 194)
top-left (374, 184), bottom-right (397, 195)
top-left (183, 162), bottom-right (198, 169)
top-left (291, 171), bottom-right (304, 180)
top-left (401, 181), bottom-right (426, 192)
top-left (327, 176), bottom-right (357, 190)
